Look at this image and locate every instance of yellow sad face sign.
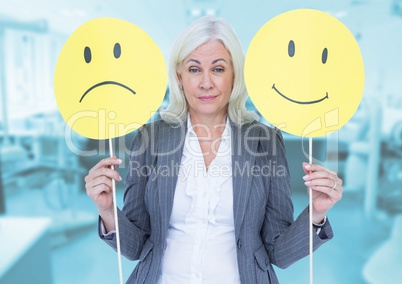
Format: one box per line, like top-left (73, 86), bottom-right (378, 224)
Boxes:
top-left (54, 17), bottom-right (167, 139)
top-left (245, 9), bottom-right (364, 137)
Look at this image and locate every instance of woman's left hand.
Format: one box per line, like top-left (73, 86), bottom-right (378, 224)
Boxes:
top-left (302, 162), bottom-right (343, 224)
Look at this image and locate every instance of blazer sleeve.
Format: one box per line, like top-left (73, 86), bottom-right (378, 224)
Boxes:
top-left (261, 128), bottom-right (333, 269)
top-left (99, 124), bottom-right (153, 261)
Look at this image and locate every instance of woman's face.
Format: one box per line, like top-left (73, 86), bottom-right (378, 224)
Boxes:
top-left (178, 40), bottom-right (234, 120)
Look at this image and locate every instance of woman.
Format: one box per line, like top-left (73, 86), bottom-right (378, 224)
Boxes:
top-left (85, 16), bottom-right (343, 284)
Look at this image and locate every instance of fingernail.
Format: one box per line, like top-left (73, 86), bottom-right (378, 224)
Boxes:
top-left (119, 175), bottom-right (122, 181)
top-left (305, 181), bottom-right (311, 185)
top-left (305, 164), bottom-right (311, 169)
top-left (303, 175), bottom-right (309, 180)
top-left (117, 159), bottom-right (122, 164)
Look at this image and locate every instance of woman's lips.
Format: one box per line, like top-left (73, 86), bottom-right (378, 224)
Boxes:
top-left (198, 95), bottom-right (218, 102)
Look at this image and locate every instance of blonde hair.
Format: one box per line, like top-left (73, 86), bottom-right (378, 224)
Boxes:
top-left (160, 16), bottom-right (258, 125)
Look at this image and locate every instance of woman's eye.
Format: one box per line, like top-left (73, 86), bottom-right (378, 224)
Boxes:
top-left (214, 67), bottom-right (224, 72)
top-left (189, 67), bottom-right (199, 73)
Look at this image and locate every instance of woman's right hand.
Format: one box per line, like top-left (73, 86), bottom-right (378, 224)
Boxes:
top-left (85, 157), bottom-right (122, 231)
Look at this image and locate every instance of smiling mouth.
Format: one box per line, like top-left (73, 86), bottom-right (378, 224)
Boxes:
top-left (79, 81), bottom-right (136, 103)
top-left (272, 84), bottom-right (328, 105)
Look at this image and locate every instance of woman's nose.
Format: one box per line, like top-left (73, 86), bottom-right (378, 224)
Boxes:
top-left (199, 72), bottom-right (213, 89)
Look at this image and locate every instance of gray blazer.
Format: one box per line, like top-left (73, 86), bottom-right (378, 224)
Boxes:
top-left (100, 119), bottom-right (333, 284)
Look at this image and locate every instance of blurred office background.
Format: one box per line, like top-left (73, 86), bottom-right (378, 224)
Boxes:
top-left (1, 0), bottom-right (402, 283)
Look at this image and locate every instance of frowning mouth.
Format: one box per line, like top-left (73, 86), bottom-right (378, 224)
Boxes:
top-left (272, 84), bottom-right (328, 105)
top-left (79, 81), bottom-right (136, 103)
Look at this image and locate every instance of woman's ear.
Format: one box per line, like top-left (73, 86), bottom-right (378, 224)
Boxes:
top-left (177, 72), bottom-right (183, 88)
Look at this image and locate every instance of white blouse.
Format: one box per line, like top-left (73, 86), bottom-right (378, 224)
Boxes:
top-left (159, 117), bottom-right (241, 284)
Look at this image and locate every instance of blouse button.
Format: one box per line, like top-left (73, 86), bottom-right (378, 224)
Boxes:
top-left (237, 239), bottom-right (242, 249)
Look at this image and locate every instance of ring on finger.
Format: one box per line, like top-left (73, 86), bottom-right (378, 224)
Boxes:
top-left (332, 180), bottom-right (337, 190)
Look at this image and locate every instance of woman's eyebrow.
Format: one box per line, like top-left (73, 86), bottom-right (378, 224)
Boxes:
top-left (185, 58), bottom-right (228, 65)
top-left (185, 59), bottom-right (201, 65)
top-left (212, 58), bottom-right (227, 64)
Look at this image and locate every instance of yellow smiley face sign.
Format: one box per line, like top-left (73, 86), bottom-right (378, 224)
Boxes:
top-left (54, 17), bottom-right (167, 139)
top-left (245, 9), bottom-right (364, 137)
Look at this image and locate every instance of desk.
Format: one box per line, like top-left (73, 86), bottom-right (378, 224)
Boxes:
top-left (0, 217), bottom-right (52, 284)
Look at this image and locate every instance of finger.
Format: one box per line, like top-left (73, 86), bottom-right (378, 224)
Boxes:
top-left (302, 165), bottom-right (342, 186)
top-left (89, 157), bottom-right (122, 173)
top-left (305, 174), bottom-right (343, 192)
top-left (87, 166), bottom-right (122, 182)
top-left (303, 162), bottom-right (337, 176)
top-left (309, 185), bottom-right (342, 201)
top-left (304, 177), bottom-right (336, 189)
top-left (86, 176), bottom-right (119, 204)
top-left (86, 175), bottom-right (114, 191)
top-left (303, 171), bottom-right (340, 185)
top-left (87, 182), bottom-right (113, 198)
top-left (302, 162), bottom-right (311, 175)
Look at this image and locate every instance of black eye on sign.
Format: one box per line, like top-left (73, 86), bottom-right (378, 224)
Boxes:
top-left (322, 48), bottom-right (328, 64)
top-left (84, 46), bottom-right (91, 63)
top-left (114, 43), bottom-right (121, 59)
top-left (288, 40), bottom-right (295, 57)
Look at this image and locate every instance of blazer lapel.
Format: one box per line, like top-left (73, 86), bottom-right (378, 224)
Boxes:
top-left (157, 121), bottom-right (187, 236)
top-left (231, 121), bottom-right (260, 238)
